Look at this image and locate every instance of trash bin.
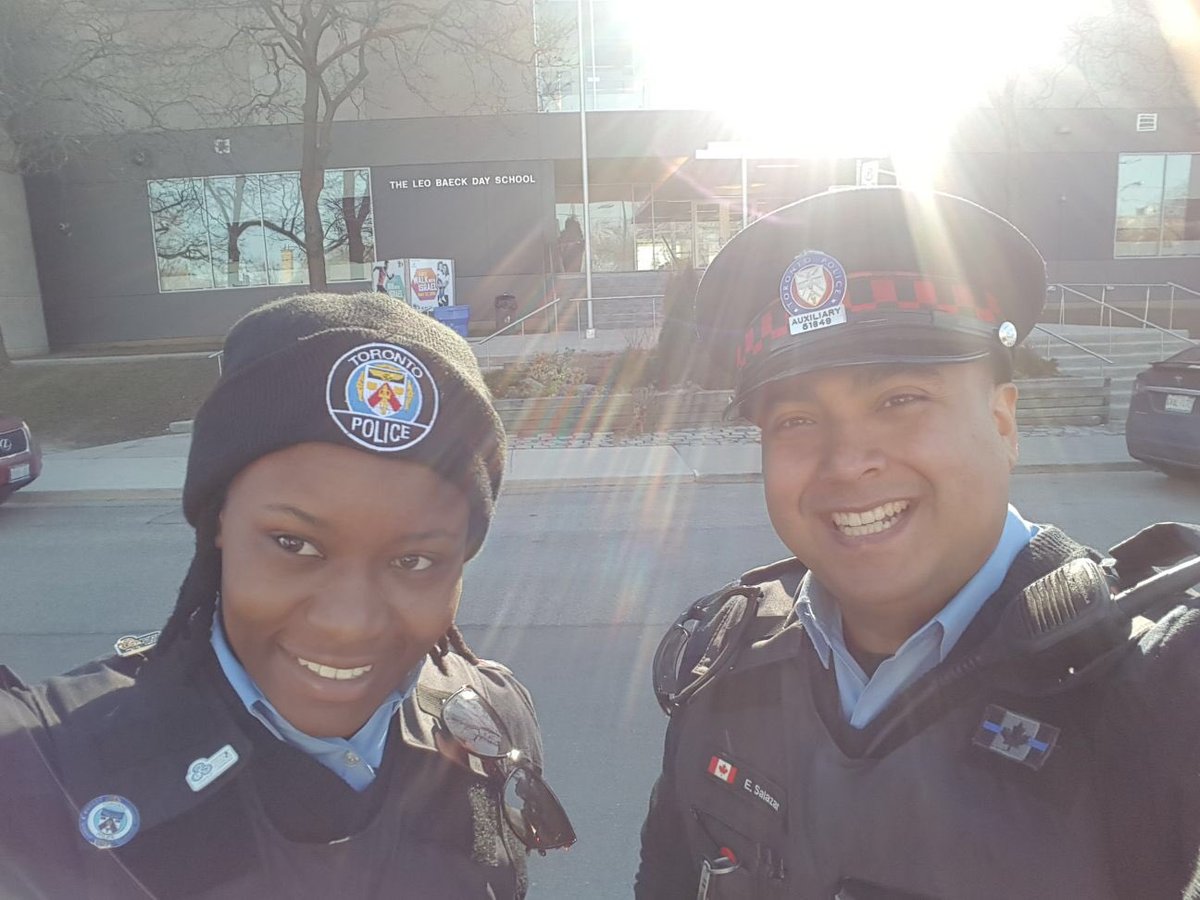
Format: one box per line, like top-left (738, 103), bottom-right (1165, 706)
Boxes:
top-left (433, 305), bottom-right (470, 337)
top-left (494, 293), bottom-right (518, 328)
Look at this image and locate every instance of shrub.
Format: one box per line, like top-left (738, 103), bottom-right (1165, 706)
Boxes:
top-left (652, 267), bottom-right (701, 389)
top-left (1014, 345), bottom-right (1060, 378)
top-left (484, 351), bottom-right (587, 399)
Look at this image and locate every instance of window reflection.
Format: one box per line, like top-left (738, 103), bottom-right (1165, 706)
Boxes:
top-left (556, 186), bottom-right (747, 272)
top-left (147, 168), bottom-right (375, 292)
top-left (533, 0), bottom-right (644, 112)
top-left (695, 202), bottom-right (743, 268)
top-left (1115, 153), bottom-right (1200, 258)
top-left (204, 175), bottom-right (268, 288)
top-left (258, 173), bottom-right (306, 286)
top-left (147, 178), bottom-right (212, 291)
top-left (637, 199), bottom-right (692, 270)
top-left (322, 168), bottom-right (374, 283)
top-left (1162, 154), bottom-right (1200, 257)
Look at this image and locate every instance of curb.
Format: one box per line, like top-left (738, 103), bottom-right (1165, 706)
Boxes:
top-left (503, 473), bottom-right (699, 493)
top-left (5, 489), bottom-right (184, 507)
top-left (4, 459), bottom-right (1152, 505)
top-left (1013, 461), bottom-right (1149, 475)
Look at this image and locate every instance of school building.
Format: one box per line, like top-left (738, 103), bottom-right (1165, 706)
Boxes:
top-left (1, 1), bottom-right (1197, 356)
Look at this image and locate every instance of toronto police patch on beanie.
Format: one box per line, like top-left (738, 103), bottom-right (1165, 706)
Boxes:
top-left (325, 342), bottom-right (441, 451)
top-left (183, 292), bottom-right (505, 559)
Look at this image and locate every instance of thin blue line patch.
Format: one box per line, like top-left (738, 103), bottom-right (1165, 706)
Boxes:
top-left (972, 704), bottom-right (1061, 771)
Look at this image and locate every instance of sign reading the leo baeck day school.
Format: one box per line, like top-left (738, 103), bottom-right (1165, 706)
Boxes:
top-left (388, 173), bottom-right (537, 190)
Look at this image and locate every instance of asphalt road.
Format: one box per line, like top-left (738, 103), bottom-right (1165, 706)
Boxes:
top-left (2, 472), bottom-right (1199, 898)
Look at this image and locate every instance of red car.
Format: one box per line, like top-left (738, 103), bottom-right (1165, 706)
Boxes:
top-left (0, 414), bottom-right (42, 504)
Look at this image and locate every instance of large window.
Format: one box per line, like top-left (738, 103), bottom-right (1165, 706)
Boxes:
top-left (148, 168), bottom-right (374, 292)
top-left (1115, 153), bottom-right (1200, 257)
top-left (555, 187), bottom-right (745, 272)
top-left (534, 0), bottom-right (644, 112)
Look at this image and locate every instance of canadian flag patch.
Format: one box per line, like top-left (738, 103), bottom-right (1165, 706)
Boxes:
top-left (707, 755), bottom-right (737, 784)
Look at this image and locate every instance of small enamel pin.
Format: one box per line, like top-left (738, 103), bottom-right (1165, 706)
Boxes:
top-left (114, 632), bottom-right (160, 657)
top-left (185, 744), bottom-right (239, 792)
top-left (79, 794), bottom-right (140, 849)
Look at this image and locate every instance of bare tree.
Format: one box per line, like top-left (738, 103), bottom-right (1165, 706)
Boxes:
top-left (974, 0), bottom-right (1190, 223)
top-left (1060, 0), bottom-right (1192, 108)
top-left (219, 0), bottom-right (541, 289)
top-left (0, 0), bottom-right (228, 174)
top-left (0, 0), bottom-right (207, 362)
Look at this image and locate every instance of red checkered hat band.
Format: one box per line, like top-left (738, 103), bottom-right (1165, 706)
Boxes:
top-left (736, 271), bottom-right (1002, 372)
top-left (846, 271), bottom-right (1001, 322)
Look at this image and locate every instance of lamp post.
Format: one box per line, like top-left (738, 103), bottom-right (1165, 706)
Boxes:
top-left (576, 0), bottom-right (595, 337)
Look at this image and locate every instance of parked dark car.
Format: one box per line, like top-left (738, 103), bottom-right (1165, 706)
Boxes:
top-left (1125, 344), bottom-right (1200, 477)
top-left (0, 415), bottom-right (42, 503)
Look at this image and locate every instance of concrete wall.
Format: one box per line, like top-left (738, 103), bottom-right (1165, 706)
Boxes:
top-left (20, 110), bottom-right (740, 348)
top-left (0, 133), bottom-right (48, 358)
top-left (23, 116), bottom-right (580, 347)
top-left (940, 106), bottom-right (1200, 291)
top-left (370, 158), bottom-right (559, 319)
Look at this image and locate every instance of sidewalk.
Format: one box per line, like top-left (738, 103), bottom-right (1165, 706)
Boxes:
top-left (10, 425), bottom-right (1143, 504)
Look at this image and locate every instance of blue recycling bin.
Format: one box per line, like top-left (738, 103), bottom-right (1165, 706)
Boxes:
top-left (433, 305), bottom-right (470, 337)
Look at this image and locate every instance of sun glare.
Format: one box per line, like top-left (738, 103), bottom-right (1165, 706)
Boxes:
top-left (625, 0), bottom-right (1110, 186)
top-left (1151, 0), bottom-right (1200, 103)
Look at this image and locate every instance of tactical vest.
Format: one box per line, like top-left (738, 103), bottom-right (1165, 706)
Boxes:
top-left (0, 640), bottom-right (538, 899)
top-left (656, 523), bottom-right (1200, 899)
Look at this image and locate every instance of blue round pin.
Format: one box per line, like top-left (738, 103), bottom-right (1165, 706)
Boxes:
top-left (79, 794), bottom-right (140, 849)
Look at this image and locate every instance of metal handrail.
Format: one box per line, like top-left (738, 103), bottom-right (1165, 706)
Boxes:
top-left (1030, 325), bottom-right (1114, 364)
top-left (471, 292), bottom-right (666, 346)
top-left (1167, 282), bottom-right (1200, 300)
top-left (1052, 284), bottom-right (1198, 347)
top-left (471, 296), bottom-right (566, 347)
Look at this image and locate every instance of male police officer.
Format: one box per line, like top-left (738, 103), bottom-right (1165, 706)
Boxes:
top-left (635, 187), bottom-right (1200, 899)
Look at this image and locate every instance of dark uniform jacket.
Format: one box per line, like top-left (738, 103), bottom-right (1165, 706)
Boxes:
top-left (0, 633), bottom-right (541, 899)
top-left (636, 525), bottom-right (1200, 900)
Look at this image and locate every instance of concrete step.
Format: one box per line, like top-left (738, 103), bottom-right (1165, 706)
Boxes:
top-left (1034, 335), bottom-right (1192, 352)
top-left (1038, 344), bottom-right (1193, 363)
top-left (1054, 364), bottom-right (1158, 380)
top-left (1042, 349), bottom-right (1195, 365)
top-left (1037, 323), bottom-right (1192, 336)
top-left (1034, 327), bottom-right (1194, 384)
top-left (1033, 325), bottom-right (1191, 350)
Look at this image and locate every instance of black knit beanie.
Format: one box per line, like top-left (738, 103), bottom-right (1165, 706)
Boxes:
top-left (183, 292), bottom-right (505, 560)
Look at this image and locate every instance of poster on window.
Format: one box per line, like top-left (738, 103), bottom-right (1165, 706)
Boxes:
top-left (371, 258), bottom-right (408, 302)
top-left (408, 258), bottom-right (454, 311)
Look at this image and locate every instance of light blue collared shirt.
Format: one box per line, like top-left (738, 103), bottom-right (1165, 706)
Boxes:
top-left (796, 504), bottom-right (1038, 729)
top-left (211, 613), bottom-right (415, 791)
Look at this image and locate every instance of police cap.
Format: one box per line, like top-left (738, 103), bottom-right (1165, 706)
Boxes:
top-left (695, 186), bottom-right (1046, 417)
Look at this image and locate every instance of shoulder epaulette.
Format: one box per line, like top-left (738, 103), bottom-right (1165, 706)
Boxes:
top-left (992, 523), bottom-right (1200, 687)
top-left (740, 557), bottom-right (807, 587)
top-left (654, 558), bottom-right (809, 714)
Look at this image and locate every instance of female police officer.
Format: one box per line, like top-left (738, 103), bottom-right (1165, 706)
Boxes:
top-left (637, 188), bottom-right (1200, 899)
top-left (0, 292), bottom-right (573, 898)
